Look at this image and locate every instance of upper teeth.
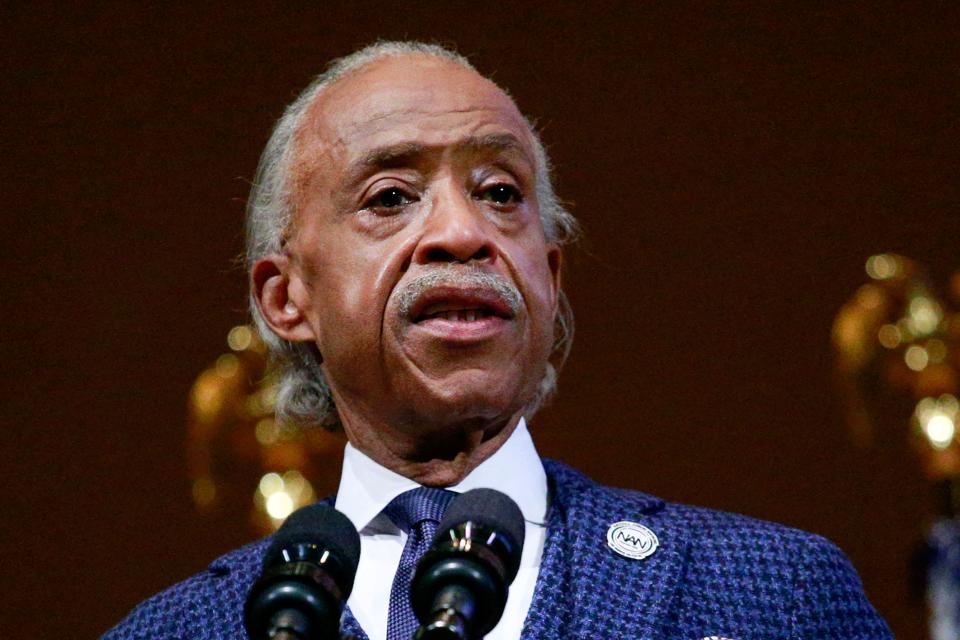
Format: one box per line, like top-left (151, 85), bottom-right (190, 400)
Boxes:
top-left (431, 309), bottom-right (489, 321)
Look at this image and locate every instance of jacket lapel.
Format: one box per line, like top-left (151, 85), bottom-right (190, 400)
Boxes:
top-left (522, 461), bottom-right (690, 639)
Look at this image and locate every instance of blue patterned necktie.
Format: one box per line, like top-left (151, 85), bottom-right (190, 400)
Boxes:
top-left (382, 487), bottom-right (458, 640)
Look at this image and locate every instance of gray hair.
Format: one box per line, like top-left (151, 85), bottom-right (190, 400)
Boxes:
top-left (245, 40), bottom-right (579, 430)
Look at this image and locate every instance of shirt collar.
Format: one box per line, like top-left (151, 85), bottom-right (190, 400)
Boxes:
top-left (334, 417), bottom-right (547, 533)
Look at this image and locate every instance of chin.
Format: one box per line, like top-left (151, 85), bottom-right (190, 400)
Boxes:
top-left (414, 371), bottom-right (533, 425)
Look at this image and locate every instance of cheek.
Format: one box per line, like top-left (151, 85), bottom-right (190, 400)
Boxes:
top-left (304, 233), bottom-right (414, 360)
top-left (512, 247), bottom-right (557, 320)
top-left (311, 264), bottom-right (382, 350)
top-left (504, 248), bottom-right (557, 361)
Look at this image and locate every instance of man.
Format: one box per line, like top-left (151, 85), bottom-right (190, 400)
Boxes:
top-left (105, 41), bottom-right (891, 639)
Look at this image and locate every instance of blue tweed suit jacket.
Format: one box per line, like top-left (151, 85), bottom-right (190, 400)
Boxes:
top-left (105, 460), bottom-right (891, 639)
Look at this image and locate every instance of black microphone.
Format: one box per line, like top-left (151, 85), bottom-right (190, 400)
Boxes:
top-left (411, 488), bottom-right (526, 640)
top-left (243, 503), bottom-right (361, 640)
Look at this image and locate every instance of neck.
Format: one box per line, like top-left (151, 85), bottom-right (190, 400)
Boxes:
top-left (340, 412), bottom-right (522, 486)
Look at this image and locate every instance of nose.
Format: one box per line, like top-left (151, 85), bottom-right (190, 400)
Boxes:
top-left (413, 182), bottom-right (496, 266)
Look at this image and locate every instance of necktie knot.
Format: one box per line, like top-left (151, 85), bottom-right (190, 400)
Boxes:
top-left (383, 486), bottom-right (457, 533)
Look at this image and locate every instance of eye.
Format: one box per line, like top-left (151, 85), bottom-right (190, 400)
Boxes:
top-left (363, 186), bottom-right (417, 212)
top-left (478, 183), bottom-right (523, 207)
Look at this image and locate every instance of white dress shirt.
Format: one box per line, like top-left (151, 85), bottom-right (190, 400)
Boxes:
top-left (335, 417), bottom-right (548, 640)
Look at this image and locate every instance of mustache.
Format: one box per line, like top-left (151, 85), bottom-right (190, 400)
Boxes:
top-left (395, 266), bottom-right (523, 319)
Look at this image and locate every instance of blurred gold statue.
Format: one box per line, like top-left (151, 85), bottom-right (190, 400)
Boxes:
top-left (186, 325), bottom-right (344, 533)
top-left (833, 254), bottom-right (960, 479)
top-left (833, 254), bottom-right (960, 638)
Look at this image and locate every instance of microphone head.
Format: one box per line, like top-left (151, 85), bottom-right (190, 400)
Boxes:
top-left (262, 502), bottom-right (361, 597)
top-left (264, 503), bottom-right (360, 572)
top-left (437, 488), bottom-right (526, 582)
top-left (411, 489), bottom-right (527, 637)
top-left (245, 504), bottom-right (360, 640)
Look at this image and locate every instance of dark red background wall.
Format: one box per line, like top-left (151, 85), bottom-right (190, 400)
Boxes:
top-left (4, 3), bottom-right (958, 637)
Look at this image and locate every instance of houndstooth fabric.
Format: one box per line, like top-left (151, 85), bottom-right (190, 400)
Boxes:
top-left (102, 460), bottom-right (892, 639)
top-left (382, 488), bottom-right (457, 640)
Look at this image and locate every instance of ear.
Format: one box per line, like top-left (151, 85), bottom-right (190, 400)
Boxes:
top-left (250, 254), bottom-right (316, 343)
top-left (546, 243), bottom-right (563, 313)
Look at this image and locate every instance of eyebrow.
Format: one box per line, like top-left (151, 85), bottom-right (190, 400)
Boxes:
top-left (459, 133), bottom-right (531, 160)
top-left (359, 141), bottom-right (427, 170)
top-left (343, 133), bottom-right (534, 188)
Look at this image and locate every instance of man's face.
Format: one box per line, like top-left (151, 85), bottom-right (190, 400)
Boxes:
top-left (280, 55), bottom-right (561, 440)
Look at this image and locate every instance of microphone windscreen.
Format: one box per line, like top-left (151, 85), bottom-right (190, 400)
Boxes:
top-left (262, 503), bottom-right (361, 582)
top-left (438, 488), bottom-right (526, 555)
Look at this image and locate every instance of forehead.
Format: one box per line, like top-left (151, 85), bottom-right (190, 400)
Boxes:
top-left (295, 55), bottom-right (536, 173)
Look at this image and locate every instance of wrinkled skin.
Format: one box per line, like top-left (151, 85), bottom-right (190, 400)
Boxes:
top-left (253, 55), bottom-right (561, 485)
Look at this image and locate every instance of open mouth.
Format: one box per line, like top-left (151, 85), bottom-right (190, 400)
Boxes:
top-left (408, 286), bottom-right (516, 326)
top-left (420, 308), bottom-right (498, 322)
